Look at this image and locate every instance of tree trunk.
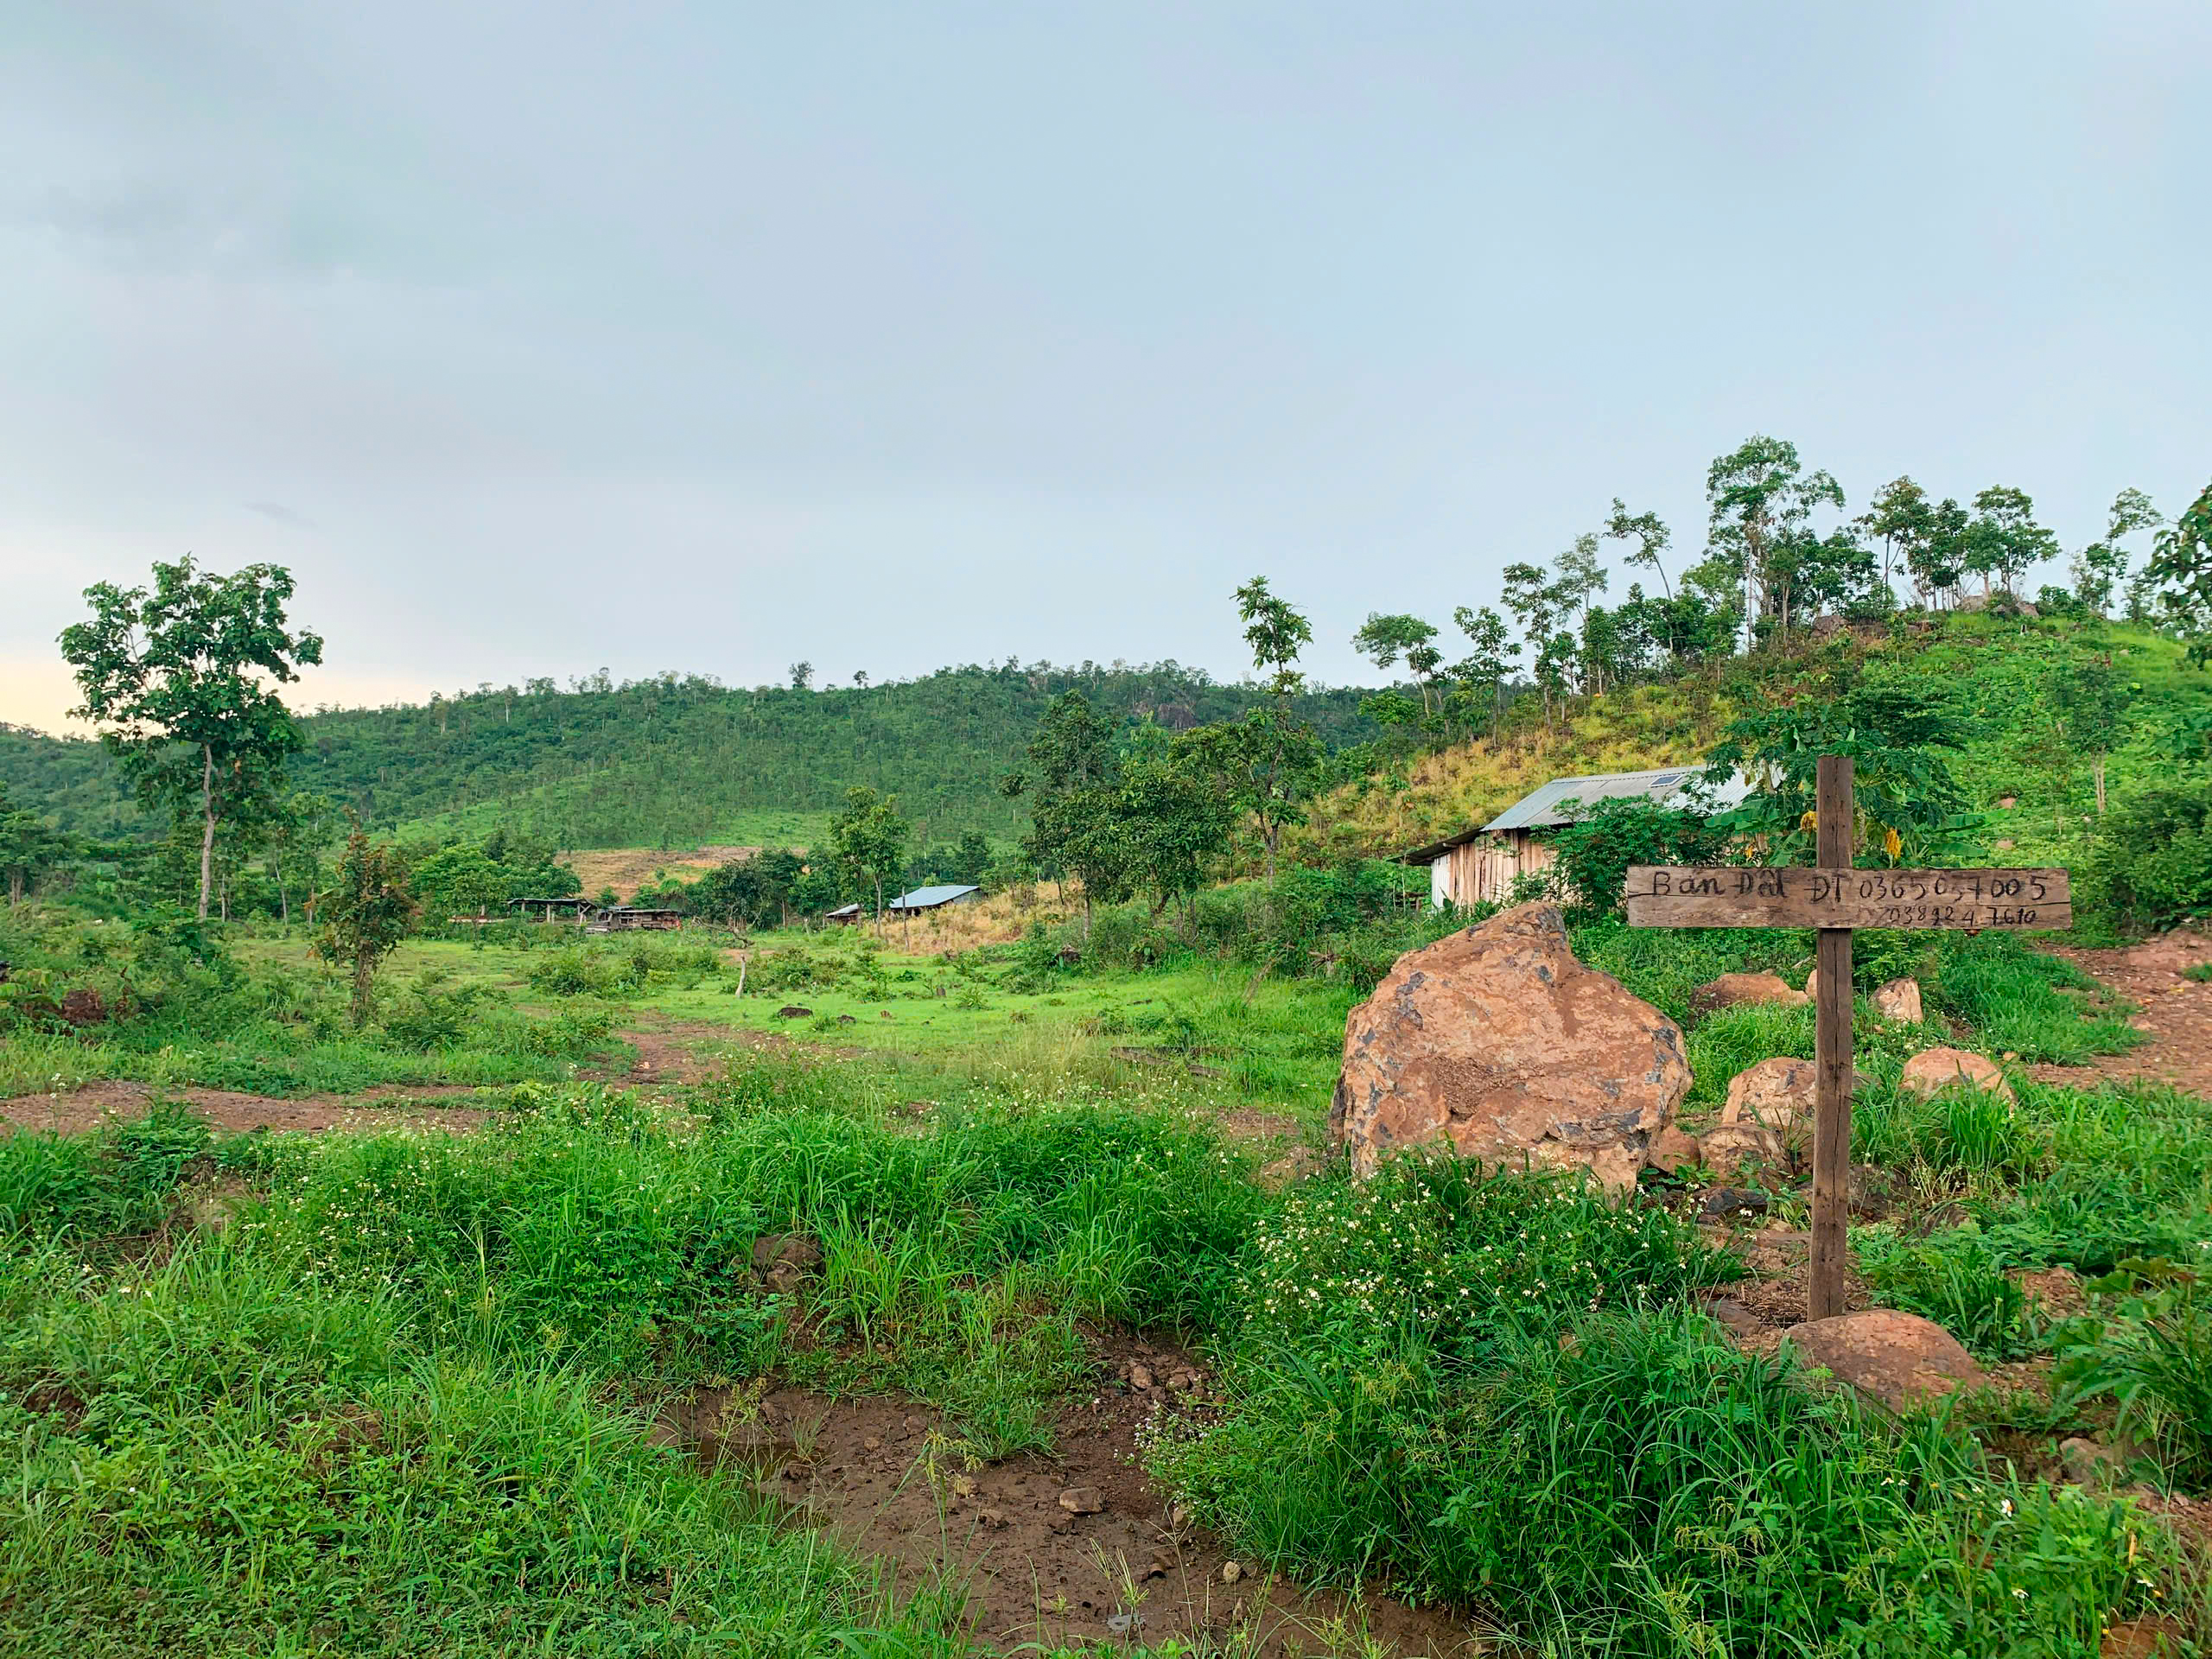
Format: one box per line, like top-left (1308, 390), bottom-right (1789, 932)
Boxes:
top-left (2094, 755), bottom-right (2107, 815)
top-left (273, 852), bottom-right (289, 925)
top-left (353, 950), bottom-right (375, 1027)
top-left (198, 745), bottom-right (217, 920)
top-left (7, 868), bottom-right (20, 906)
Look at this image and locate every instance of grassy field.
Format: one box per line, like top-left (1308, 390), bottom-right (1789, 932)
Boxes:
top-left (3, 897), bottom-right (2209, 1656)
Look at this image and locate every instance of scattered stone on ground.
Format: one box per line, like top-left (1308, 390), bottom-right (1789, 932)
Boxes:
top-left (1058, 1486), bottom-right (1104, 1514)
top-left (1872, 977), bottom-right (1925, 1022)
top-left (2059, 1435), bottom-right (2127, 1490)
top-left (1332, 902), bottom-right (1689, 1192)
top-left (1783, 1309), bottom-right (1986, 1409)
top-left (2016, 1266), bottom-right (2086, 1319)
top-left (1690, 971), bottom-right (1808, 1013)
top-left (1899, 1046), bottom-right (2017, 1104)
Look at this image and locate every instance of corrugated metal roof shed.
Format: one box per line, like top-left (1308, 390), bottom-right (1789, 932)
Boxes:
top-left (887, 883), bottom-right (982, 911)
top-left (1483, 766), bottom-right (1749, 831)
top-left (1402, 767), bottom-right (1749, 865)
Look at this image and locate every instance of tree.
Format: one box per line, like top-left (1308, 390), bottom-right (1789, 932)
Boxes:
top-left (1116, 731), bottom-right (1236, 918)
top-left (313, 823), bottom-right (416, 1026)
top-left (2052, 658), bottom-right (2130, 817)
top-left (1961, 486), bottom-right (2060, 596)
top-left (2141, 478), bottom-right (2212, 664)
top-left (1499, 562), bottom-right (1560, 697)
top-left (827, 785), bottom-right (911, 931)
top-left (788, 662), bottom-right (814, 690)
top-left (1350, 613), bottom-right (1443, 714)
top-left (60, 557), bottom-right (324, 920)
top-left (1230, 578), bottom-right (1322, 880)
top-left (0, 787), bottom-right (67, 906)
top-left (2070, 487), bottom-right (2163, 617)
top-left (1549, 533), bottom-right (1609, 641)
top-left (1856, 477), bottom-right (1935, 606)
top-left (1447, 605), bottom-right (1520, 742)
top-left (1704, 435), bottom-right (1844, 645)
top-left (1605, 500), bottom-right (1677, 656)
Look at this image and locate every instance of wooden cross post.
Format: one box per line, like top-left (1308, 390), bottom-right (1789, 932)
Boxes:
top-left (1624, 755), bottom-right (2071, 1322)
top-left (1810, 754), bottom-right (1853, 1319)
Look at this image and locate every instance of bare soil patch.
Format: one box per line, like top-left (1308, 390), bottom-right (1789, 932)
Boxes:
top-left (656, 1337), bottom-right (1482, 1656)
top-left (0, 1081), bottom-right (488, 1136)
top-left (563, 845), bottom-right (761, 902)
top-left (2029, 931), bottom-right (2212, 1098)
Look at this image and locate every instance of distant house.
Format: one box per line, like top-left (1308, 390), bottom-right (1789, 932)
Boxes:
top-left (1405, 766), bottom-right (1749, 909)
top-left (887, 883), bottom-right (982, 913)
top-left (825, 903), bottom-right (866, 925)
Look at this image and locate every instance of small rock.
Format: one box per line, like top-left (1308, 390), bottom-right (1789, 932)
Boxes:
top-left (1170, 1370), bottom-right (1199, 1392)
top-left (1168, 1502), bottom-right (1192, 1528)
top-left (1703, 1297), bottom-right (1766, 1340)
top-left (775, 1005), bottom-right (813, 1019)
top-left (836, 1014), bottom-right (856, 1026)
top-left (1872, 978), bottom-right (1924, 1023)
top-left (949, 1475), bottom-right (976, 1498)
top-left (1691, 971), bottom-right (1808, 1014)
top-left (862, 1436), bottom-right (883, 1452)
top-left (2059, 1435), bottom-right (2125, 1490)
top-left (1899, 1047), bottom-right (2016, 1105)
top-left (1720, 1056), bottom-right (1820, 1133)
top-left (976, 1508), bottom-right (1007, 1528)
top-left (1700, 1187), bottom-right (1770, 1219)
top-left (1783, 1309), bottom-right (1985, 1410)
top-left (1128, 1363), bottom-right (1154, 1391)
top-left (1221, 1561), bottom-right (1244, 1585)
top-left (1698, 1122), bottom-right (1785, 1183)
top-left (1058, 1486), bottom-right (1105, 1515)
top-left (1106, 1612), bottom-right (1145, 1637)
top-left (1644, 1123), bottom-right (1703, 1173)
top-left (903, 1414), bottom-right (926, 1432)
top-left (1993, 838), bottom-right (2015, 851)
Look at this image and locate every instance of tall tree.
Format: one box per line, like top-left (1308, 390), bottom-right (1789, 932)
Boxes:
top-left (1857, 477), bottom-right (1935, 605)
top-left (1604, 499), bottom-right (1673, 600)
top-left (2142, 478), bottom-right (2212, 664)
top-left (0, 786), bottom-right (66, 906)
top-left (1002, 690), bottom-right (1126, 928)
top-left (1349, 613), bottom-right (1444, 714)
top-left (2070, 486), bottom-right (2163, 617)
top-left (60, 557), bottom-right (324, 919)
top-left (1448, 605), bottom-right (1520, 742)
top-left (1704, 435), bottom-right (1844, 646)
top-left (1549, 533), bottom-right (1609, 640)
top-left (1230, 577), bottom-right (1322, 881)
top-left (1961, 486), bottom-right (2061, 596)
top-left (827, 785), bottom-right (911, 931)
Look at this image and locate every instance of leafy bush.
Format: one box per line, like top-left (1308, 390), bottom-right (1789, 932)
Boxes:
top-left (2082, 788), bottom-right (2212, 931)
top-left (0, 1102), bottom-right (209, 1239)
top-left (1543, 795), bottom-right (1728, 917)
top-left (2057, 1264), bottom-right (2212, 1488)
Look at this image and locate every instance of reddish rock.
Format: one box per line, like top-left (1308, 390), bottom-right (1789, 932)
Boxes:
top-left (1900, 1046), bottom-right (2016, 1104)
top-left (1720, 1057), bottom-right (1820, 1132)
top-left (1697, 1121), bottom-right (1785, 1183)
top-left (1872, 977), bottom-right (1925, 1022)
top-left (1783, 1309), bottom-right (1985, 1409)
top-left (1332, 902), bottom-right (1688, 1192)
top-left (1058, 1486), bottom-right (1104, 1514)
top-left (1691, 972), bottom-right (1808, 1014)
top-left (1644, 1123), bottom-right (1703, 1173)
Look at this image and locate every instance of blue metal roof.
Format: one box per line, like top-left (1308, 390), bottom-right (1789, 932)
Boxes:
top-left (887, 883), bottom-right (982, 911)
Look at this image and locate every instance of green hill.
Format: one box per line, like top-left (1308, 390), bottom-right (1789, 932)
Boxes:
top-left (0, 661), bottom-right (1383, 850)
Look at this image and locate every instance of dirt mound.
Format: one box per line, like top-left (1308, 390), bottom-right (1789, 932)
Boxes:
top-left (0, 1082), bottom-right (488, 1137)
top-left (658, 1338), bottom-right (1482, 1656)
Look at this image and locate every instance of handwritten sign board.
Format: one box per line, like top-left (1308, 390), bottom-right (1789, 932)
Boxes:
top-left (1624, 866), bottom-right (2070, 932)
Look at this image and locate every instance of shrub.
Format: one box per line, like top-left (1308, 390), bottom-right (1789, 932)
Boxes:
top-left (2082, 789), bottom-right (2212, 931)
top-left (1853, 1224), bottom-right (2036, 1360)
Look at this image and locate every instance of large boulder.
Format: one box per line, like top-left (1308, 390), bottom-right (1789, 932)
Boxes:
top-left (1900, 1046), bottom-right (2016, 1104)
top-left (1784, 1309), bottom-right (1985, 1409)
top-left (1331, 902), bottom-right (1688, 1192)
top-left (1691, 972), bottom-right (1808, 1014)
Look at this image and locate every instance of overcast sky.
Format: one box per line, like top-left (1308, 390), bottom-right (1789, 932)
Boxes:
top-left (3, 2), bottom-right (2207, 732)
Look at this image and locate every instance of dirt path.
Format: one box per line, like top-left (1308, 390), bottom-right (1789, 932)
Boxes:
top-left (2028, 931), bottom-right (2212, 1098)
top-left (659, 1334), bottom-right (1482, 1656)
top-left (0, 1082), bottom-right (489, 1136)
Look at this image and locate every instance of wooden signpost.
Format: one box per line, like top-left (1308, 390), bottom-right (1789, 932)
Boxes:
top-left (1623, 756), bottom-right (2071, 1320)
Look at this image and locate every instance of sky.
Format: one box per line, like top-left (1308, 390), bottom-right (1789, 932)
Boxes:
top-left (3, 2), bottom-right (2208, 734)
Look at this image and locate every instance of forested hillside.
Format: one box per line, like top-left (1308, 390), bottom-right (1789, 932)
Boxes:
top-left (0, 660), bottom-right (1382, 849)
